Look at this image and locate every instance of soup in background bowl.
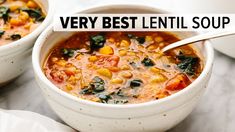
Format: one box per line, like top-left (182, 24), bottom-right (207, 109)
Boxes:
top-left (33, 4), bottom-right (214, 132)
top-left (0, 0), bottom-right (46, 46)
top-left (0, 0), bottom-right (54, 85)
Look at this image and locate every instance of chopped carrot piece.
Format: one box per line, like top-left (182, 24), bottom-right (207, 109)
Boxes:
top-left (165, 73), bottom-right (191, 91)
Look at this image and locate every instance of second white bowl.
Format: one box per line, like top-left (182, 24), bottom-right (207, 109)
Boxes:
top-left (0, 0), bottom-right (54, 85)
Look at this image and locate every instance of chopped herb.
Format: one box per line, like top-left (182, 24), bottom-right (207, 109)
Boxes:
top-left (0, 6), bottom-right (9, 23)
top-left (80, 76), bottom-right (105, 95)
top-left (127, 34), bottom-right (145, 44)
top-left (98, 94), bottom-right (111, 103)
top-left (10, 34), bottom-right (21, 40)
top-left (136, 37), bottom-right (145, 44)
top-left (61, 48), bottom-right (75, 57)
top-left (80, 86), bottom-right (93, 95)
top-left (130, 79), bottom-right (143, 88)
top-left (0, 30), bottom-right (5, 37)
top-left (90, 35), bottom-right (106, 52)
top-left (141, 57), bottom-right (155, 67)
top-left (92, 76), bottom-right (105, 92)
top-left (177, 52), bottom-right (199, 75)
top-left (20, 8), bottom-right (44, 21)
top-left (37, 16), bottom-right (45, 21)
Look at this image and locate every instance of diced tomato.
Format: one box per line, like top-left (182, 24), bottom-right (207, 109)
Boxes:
top-left (50, 71), bottom-right (67, 84)
top-left (95, 55), bottom-right (120, 68)
top-left (64, 66), bottom-right (77, 76)
top-left (165, 73), bottom-right (191, 91)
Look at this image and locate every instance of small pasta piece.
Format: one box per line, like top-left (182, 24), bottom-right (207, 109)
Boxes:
top-left (111, 78), bottom-right (123, 84)
top-left (147, 44), bottom-right (158, 50)
top-left (24, 22), bottom-right (32, 29)
top-left (120, 40), bottom-right (130, 47)
top-left (90, 97), bottom-right (100, 102)
top-left (109, 67), bottom-right (120, 72)
top-left (127, 51), bottom-right (136, 56)
top-left (89, 56), bottom-right (98, 62)
top-left (119, 49), bottom-right (127, 56)
top-left (150, 74), bottom-right (167, 83)
top-left (9, 4), bottom-right (21, 11)
top-left (19, 11), bottom-right (29, 22)
top-left (121, 71), bottom-right (133, 79)
top-left (120, 64), bottom-right (131, 70)
top-left (65, 84), bottom-right (74, 91)
top-left (97, 68), bottom-right (112, 78)
top-left (99, 46), bottom-right (114, 55)
top-left (150, 67), bottom-right (161, 73)
top-left (56, 59), bottom-right (67, 66)
top-left (76, 54), bottom-right (83, 60)
top-left (9, 18), bottom-right (24, 26)
top-left (27, 0), bottom-right (38, 8)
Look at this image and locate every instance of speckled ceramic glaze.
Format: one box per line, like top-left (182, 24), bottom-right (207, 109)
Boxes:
top-left (0, 0), bottom-right (54, 85)
top-left (33, 5), bottom-right (214, 132)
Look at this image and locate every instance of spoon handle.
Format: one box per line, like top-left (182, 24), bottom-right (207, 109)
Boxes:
top-left (161, 30), bottom-right (235, 52)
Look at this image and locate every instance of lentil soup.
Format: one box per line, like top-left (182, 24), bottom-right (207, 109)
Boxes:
top-left (44, 32), bottom-right (203, 104)
top-left (0, 0), bottom-right (46, 46)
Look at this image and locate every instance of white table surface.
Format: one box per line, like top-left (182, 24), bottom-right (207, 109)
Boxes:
top-left (1, 0), bottom-right (235, 132)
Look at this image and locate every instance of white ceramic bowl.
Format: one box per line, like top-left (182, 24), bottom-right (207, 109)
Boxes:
top-left (0, 0), bottom-right (54, 85)
top-left (33, 4), bottom-right (214, 132)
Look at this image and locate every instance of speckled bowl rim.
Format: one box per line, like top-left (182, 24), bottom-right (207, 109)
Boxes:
top-left (33, 4), bottom-right (214, 109)
top-left (0, 0), bottom-right (55, 56)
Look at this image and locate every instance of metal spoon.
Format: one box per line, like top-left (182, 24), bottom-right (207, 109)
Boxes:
top-left (161, 30), bottom-right (235, 52)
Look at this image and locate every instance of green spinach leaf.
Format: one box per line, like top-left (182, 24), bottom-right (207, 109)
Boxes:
top-left (0, 6), bottom-right (10, 23)
top-left (61, 48), bottom-right (75, 58)
top-left (80, 76), bottom-right (105, 95)
top-left (130, 79), bottom-right (143, 88)
top-left (141, 57), bottom-right (155, 67)
top-left (127, 34), bottom-right (145, 44)
top-left (10, 34), bottom-right (21, 40)
top-left (20, 8), bottom-right (44, 21)
top-left (97, 94), bottom-right (111, 103)
top-left (90, 35), bottom-right (106, 52)
top-left (0, 30), bottom-right (5, 37)
top-left (177, 52), bottom-right (199, 75)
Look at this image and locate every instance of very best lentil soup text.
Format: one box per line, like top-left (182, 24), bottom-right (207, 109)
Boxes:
top-left (44, 32), bottom-right (203, 104)
top-left (0, 0), bottom-right (45, 46)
